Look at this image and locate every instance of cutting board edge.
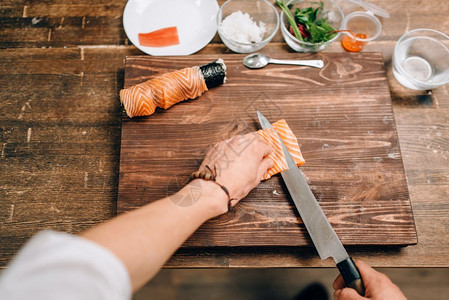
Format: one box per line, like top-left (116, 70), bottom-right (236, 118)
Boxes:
top-left (117, 52), bottom-right (418, 248)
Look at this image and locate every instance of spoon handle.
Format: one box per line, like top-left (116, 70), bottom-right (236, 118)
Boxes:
top-left (268, 58), bottom-right (324, 69)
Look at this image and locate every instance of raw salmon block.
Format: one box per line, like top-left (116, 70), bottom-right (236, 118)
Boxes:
top-left (256, 119), bottom-right (305, 180)
top-left (120, 60), bottom-right (226, 118)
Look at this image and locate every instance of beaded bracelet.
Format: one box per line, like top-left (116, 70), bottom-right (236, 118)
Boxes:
top-left (189, 165), bottom-right (236, 211)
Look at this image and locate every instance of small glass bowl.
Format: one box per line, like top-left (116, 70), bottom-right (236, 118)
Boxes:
top-left (217, 0), bottom-right (280, 53)
top-left (393, 28), bottom-right (449, 90)
top-left (280, 0), bottom-right (344, 52)
top-left (343, 11), bottom-right (382, 42)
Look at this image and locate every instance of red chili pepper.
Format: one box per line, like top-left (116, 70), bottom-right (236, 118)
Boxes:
top-left (298, 24), bottom-right (310, 39)
top-left (289, 24), bottom-right (310, 39)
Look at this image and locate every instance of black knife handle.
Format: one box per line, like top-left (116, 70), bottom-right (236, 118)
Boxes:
top-left (336, 257), bottom-right (366, 296)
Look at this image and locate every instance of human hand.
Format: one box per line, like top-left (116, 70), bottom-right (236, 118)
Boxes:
top-left (333, 260), bottom-right (406, 300)
top-left (198, 132), bottom-right (273, 208)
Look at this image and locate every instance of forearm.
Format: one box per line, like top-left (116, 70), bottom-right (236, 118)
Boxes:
top-left (81, 180), bottom-right (227, 291)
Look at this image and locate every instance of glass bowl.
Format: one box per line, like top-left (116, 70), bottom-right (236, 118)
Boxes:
top-left (217, 0), bottom-right (280, 53)
top-left (280, 0), bottom-right (344, 52)
top-left (393, 28), bottom-right (449, 90)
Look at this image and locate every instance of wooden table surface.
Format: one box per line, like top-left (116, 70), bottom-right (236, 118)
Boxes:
top-left (1, 0), bottom-right (448, 268)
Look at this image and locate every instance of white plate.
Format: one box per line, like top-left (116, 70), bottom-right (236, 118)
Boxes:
top-left (123, 0), bottom-right (219, 56)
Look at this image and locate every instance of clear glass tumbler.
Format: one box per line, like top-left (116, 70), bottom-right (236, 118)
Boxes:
top-left (393, 29), bottom-right (449, 90)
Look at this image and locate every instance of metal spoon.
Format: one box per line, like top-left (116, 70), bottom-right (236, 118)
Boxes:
top-left (242, 53), bottom-right (324, 69)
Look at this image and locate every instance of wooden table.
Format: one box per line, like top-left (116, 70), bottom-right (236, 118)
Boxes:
top-left (1, 0), bottom-right (448, 268)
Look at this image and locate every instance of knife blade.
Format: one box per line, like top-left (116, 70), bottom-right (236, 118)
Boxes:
top-left (257, 111), bottom-right (365, 296)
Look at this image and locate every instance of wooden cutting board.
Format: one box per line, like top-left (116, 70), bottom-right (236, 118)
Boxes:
top-left (117, 53), bottom-right (417, 247)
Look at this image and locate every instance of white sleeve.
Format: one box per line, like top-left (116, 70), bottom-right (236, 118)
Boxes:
top-left (0, 230), bottom-right (132, 300)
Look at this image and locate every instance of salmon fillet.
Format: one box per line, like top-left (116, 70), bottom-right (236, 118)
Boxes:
top-left (138, 26), bottom-right (180, 47)
top-left (120, 66), bottom-right (208, 118)
top-left (256, 119), bottom-right (305, 180)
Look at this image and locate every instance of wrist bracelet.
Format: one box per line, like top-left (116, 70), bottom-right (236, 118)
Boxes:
top-left (189, 165), bottom-right (236, 211)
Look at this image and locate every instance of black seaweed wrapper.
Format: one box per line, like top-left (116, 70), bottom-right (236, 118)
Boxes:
top-left (200, 61), bottom-right (226, 89)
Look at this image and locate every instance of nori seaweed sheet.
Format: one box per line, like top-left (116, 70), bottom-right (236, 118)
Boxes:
top-left (200, 61), bottom-right (226, 89)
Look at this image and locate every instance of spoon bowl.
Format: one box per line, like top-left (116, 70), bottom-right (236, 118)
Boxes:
top-left (242, 53), bottom-right (324, 69)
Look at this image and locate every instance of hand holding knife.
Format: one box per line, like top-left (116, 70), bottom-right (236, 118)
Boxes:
top-left (257, 111), bottom-right (365, 296)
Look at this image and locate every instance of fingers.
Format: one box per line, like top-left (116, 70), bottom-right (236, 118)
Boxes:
top-left (236, 132), bottom-right (272, 155)
top-left (333, 260), bottom-right (376, 291)
top-left (353, 260), bottom-right (382, 286)
top-left (334, 260), bottom-right (391, 300)
top-left (229, 199), bottom-right (238, 208)
top-left (334, 288), bottom-right (364, 300)
top-left (260, 142), bottom-right (273, 158)
top-left (333, 274), bottom-right (346, 290)
top-left (355, 260), bottom-right (406, 299)
top-left (251, 133), bottom-right (273, 156)
top-left (333, 260), bottom-right (371, 295)
top-left (200, 133), bottom-right (273, 184)
top-left (225, 133), bottom-right (258, 154)
top-left (257, 157), bottom-right (274, 181)
top-left (205, 133), bottom-right (272, 161)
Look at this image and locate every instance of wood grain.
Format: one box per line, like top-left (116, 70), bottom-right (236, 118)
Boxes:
top-left (118, 53), bottom-right (417, 247)
top-left (0, 0), bottom-right (447, 48)
top-left (1, 0), bottom-right (449, 268)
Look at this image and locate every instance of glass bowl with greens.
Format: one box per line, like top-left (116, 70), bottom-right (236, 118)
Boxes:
top-left (278, 0), bottom-right (344, 52)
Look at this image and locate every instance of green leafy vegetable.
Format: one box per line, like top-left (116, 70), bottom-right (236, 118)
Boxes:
top-left (277, 1), bottom-right (337, 43)
top-left (276, 0), bottom-right (304, 41)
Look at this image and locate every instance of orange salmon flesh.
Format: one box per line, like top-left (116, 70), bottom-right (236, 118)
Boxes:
top-left (256, 119), bottom-right (305, 180)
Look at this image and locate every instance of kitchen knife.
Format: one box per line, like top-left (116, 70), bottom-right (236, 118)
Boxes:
top-left (257, 111), bottom-right (365, 296)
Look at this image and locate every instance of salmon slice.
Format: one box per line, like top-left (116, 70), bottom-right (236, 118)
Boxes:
top-left (120, 66), bottom-right (207, 118)
top-left (256, 119), bottom-right (305, 180)
top-left (138, 26), bottom-right (180, 47)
